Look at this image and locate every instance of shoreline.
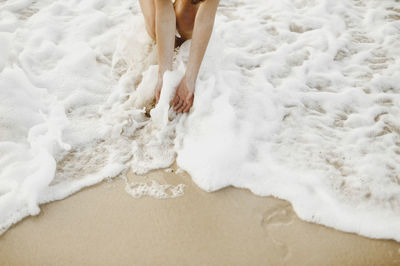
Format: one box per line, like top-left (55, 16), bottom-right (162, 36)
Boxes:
top-left (1, 168), bottom-right (400, 265)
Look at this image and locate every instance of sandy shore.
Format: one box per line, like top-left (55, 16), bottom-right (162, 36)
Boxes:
top-left (1, 166), bottom-right (399, 266)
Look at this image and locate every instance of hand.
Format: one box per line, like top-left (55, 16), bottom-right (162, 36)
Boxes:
top-left (170, 76), bottom-right (195, 113)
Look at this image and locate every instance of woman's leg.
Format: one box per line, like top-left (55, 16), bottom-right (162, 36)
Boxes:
top-left (139, 0), bottom-right (156, 40)
top-left (139, 0), bottom-right (200, 45)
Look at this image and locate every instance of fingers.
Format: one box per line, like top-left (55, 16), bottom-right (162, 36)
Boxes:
top-left (155, 90), bottom-right (161, 103)
top-left (182, 96), bottom-right (194, 113)
top-left (170, 95), bottom-right (178, 106)
top-left (169, 79), bottom-right (194, 113)
top-left (176, 102), bottom-right (187, 113)
top-left (174, 97), bottom-right (184, 111)
top-left (176, 95), bottom-right (193, 113)
top-left (168, 95), bottom-right (192, 113)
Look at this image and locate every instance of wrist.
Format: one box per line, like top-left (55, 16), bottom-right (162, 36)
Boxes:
top-left (158, 67), bottom-right (171, 79)
top-left (158, 70), bottom-right (164, 79)
top-left (184, 74), bottom-right (197, 88)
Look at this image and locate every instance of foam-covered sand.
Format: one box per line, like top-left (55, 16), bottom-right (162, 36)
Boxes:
top-left (1, 169), bottom-right (400, 265)
top-left (1, 0), bottom-right (400, 242)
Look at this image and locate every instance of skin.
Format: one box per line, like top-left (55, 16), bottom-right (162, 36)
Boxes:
top-left (139, 0), bottom-right (219, 113)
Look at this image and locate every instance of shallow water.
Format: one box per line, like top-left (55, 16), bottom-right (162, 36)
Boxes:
top-left (0, 0), bottom-right (399, 240)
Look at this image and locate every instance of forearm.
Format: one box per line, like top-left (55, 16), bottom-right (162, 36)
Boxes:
top-left (155, 0), bottom-right (175, 77)
top-left (185, 0), bottom-right (219, 86)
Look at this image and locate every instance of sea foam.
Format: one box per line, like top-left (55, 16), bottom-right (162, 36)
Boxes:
top-left (0, 0), bottom-right (400, 241)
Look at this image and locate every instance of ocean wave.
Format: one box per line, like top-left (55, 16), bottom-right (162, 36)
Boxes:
top-left (0, 0), bottom-right (399, 241)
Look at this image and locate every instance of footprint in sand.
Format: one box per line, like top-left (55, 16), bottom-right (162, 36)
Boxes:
top-left (261, 203), bottom-right (295, 260)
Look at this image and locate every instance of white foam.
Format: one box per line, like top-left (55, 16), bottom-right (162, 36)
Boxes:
top-left (0, 0), bottom-right (136, 234)
top-left (1, 0), bottom-right (400, 242)
top-left (125, 179), bottom-right (185, 199)
top-left (174, 0), bottom-right (400, 241)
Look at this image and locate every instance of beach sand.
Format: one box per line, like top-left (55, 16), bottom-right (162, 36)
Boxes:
top-left (1, 166), bottom-right (399, 266)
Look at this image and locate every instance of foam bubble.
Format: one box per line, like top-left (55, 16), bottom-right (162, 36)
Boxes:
top-left (125, 180), bottom-right (185, 199)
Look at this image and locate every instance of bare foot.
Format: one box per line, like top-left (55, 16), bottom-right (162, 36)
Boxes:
top-left (170, 76), bottom-right (194, 113)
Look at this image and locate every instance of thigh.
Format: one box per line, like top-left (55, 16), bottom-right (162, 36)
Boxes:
top-left (174, 0), bottom-right (199, 40)
top-left (139, 0), bottom-right (156, 40)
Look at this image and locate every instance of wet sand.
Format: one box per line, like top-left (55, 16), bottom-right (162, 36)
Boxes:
top-left (1, 167), bottom-right (400, 266)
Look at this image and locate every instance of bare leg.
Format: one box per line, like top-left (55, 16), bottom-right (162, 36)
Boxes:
top-left (139, 0), bottom-right (199, 45)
